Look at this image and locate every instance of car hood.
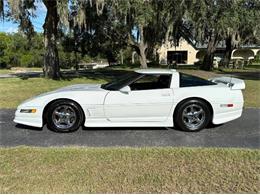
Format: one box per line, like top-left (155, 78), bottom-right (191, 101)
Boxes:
top-left (55, 84), bottom-right (104, 92)
top-left (19, 84), bottom-right (105, 106)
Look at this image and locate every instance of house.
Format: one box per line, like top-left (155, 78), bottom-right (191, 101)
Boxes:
top-left (157, 38), bottom-right (260, 66)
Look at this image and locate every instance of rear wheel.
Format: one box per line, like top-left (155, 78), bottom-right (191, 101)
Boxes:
top-left (174, 99), bottom-right (211, 132)
top-left (46, 100), bottom-right (83, 132)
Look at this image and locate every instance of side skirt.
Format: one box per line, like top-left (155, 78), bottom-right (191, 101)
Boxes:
top-left (84, 118), bottom-right (173, 127)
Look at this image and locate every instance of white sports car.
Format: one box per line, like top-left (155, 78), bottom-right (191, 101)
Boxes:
top-left (14, 69), bottom-right (245, 132)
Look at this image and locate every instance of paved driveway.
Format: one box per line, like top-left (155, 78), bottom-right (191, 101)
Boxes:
top-left (0, 108), bottom-right (259, 148)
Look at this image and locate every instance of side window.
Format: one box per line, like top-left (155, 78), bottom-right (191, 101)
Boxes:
top-left (129, 74), bottom-right (171, 91)
top-left (179, 73), bottom-right (216, 87)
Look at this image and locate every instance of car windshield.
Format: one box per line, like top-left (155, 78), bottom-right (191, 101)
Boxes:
top-left (101, 72), bottom-right (142, 91)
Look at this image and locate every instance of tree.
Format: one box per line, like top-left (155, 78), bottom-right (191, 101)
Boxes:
top-left (222, 0), bottom-right (260, 67)
top-left (1, 0), bottom-right (106, 79)
top-left (113, 0), bottom-right (156, 68)
top-left (41, 0), bottom-right (106, 78)
top-left (41, 0), bottom-right (60, 78)
top-left (1, 0), bottom-right (61, 78)
top-left (67, 1), bottom-right (128, 66)
top-left (187, 0), bottom-right (260, 70)
top-left (187, 0), bottom-right (233, 70)
top-left (0, 33), bottom-right (11, 68)
top-left (0, 0), bottom-right (4, 19)
top-left (113, 0), bottom-right (187, 68)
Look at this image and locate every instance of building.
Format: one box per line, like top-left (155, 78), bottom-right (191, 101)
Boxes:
top-left (157, 38), bottom-right (260, 66)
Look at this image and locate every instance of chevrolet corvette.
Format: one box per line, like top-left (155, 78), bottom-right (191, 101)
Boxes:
top-left (14, 69), bottom-right (245, 132)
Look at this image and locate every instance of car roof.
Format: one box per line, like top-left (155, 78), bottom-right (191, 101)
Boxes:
top-left (135, 68), bottom-right (177, 75)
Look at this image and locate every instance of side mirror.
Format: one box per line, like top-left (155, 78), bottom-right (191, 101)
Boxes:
top-left (120, 86), bottom-right (131, 94)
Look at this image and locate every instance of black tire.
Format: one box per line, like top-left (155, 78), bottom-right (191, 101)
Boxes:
top-left (46, 100), bottom-right (84, 132)
top-left (174, 99), bottom-right (211, 132)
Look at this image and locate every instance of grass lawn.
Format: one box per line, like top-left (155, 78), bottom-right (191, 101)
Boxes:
top-left (0, 147), bottom-right (259, 193)
top-left (243, 80), bottom-right (260, 107)
top-left (0, 77), bottom-right (106, 109)
top-left (0, 67), bottom-right (43, 74)
top-left (0, 69), bottom-right (13, 74)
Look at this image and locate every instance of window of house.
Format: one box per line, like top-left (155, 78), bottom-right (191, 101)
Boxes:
top-left (129, 74), bottom-right (172, 90)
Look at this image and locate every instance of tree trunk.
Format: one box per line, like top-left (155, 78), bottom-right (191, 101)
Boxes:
top-left (131, 51), bottom-right (136, 64)
top-left (222, 36), bottom-right (233, 68)
top-left (128, 25), bottom-right (148, 68)
top-left (139, 44), bottom-right (147, 69)
top-left (201, 35), bottom-right (219, 71)
top-left (74, 51), bottom-right (79, 71)
top-left (120, 50), bottom-right (124, 65)
top-left (138, 25), bottom-right (147, 69)
top-left (43, 0), bottom-right (60, 79)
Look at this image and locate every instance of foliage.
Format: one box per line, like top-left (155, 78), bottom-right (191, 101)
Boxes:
top-left (1, 0), bottom-right (259, 74)
top-left (186, 0), bottom-right (260, 70)
top-left (0, 32), bottom-right (105, 69)
top-left (250, 54), bottom-right (260, 64)
top-left (0, 32), bottom-right (43, 68)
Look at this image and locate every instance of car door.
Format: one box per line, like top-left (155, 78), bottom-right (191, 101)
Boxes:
top-left (104, 74), bottom-right (174, 122)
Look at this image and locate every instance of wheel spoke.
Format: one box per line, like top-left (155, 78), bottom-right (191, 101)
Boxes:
top-left (194, 109), bottom-right (203, 116)
top-left (183, 112), bottom-right (192, 118)
top-left (194, 117), bottom-right (201, 123)
top-left (190, 105), bottom-right (195, 113)
top-left (54, 111), bottom-right (62, 116)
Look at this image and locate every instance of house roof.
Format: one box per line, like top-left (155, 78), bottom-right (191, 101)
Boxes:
top-left (194, 41), bottom-right (260, 50)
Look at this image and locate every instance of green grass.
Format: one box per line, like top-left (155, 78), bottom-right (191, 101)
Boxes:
top-left (248, 64), bottom-right (260, 69)
top-left (0, 67), bottom-right (43, 74)
top-left (217, 67), bottom-right (260, 72)
top-left (244, 80), bottom-right (260, 107)
top-left (0, 147), bottom-right (259, 193)
top-left (0, 69), bottom-right (12, 74)
top-left (0, 77), bottom-right (105, 108)
top-left (213, 70), bottom-right (260, 107)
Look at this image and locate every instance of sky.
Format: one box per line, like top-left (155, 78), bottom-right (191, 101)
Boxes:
top-left (0, 1), bottom-right (46, 33)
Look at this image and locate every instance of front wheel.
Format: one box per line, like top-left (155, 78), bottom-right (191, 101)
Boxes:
top-left (174, 99), bottom-right (211, 132)
top-left (46, 100), bottom-right (83, 132)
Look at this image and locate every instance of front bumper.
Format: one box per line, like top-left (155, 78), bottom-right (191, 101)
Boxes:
top-left (13, 107), bottom-right (43, 128)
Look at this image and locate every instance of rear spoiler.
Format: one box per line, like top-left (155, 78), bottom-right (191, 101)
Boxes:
top-left (209, 76), bottom-right (245, 90)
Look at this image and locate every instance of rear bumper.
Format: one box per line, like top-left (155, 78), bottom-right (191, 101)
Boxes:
top-left (212, 108), bottom-right (243, 124)
top-left (13, 108), bottom-right (43, 128)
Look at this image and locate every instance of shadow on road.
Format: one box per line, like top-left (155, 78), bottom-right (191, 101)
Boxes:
top-left (10, 68), bottom-right (132, 82)
top-left (217, 71), bottom-right (260, 81)
top-left (15, 124), bottom-right (42, 131)
top-left (14, 122), bottom-right (224, 133)
top-left (82, 126), bottom-right (169, 131)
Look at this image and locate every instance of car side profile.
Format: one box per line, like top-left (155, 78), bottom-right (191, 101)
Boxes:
top-left (14, 69), bottom-right (245, 132)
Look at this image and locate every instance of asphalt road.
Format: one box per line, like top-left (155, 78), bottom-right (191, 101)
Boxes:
top-left (0, 108), bottom-right (259, 148)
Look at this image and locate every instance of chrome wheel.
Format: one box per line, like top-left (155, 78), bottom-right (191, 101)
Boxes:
top-left (52, 105), bottom-right (77, 129)
top-left (182, 104), bottom-right (206, 131)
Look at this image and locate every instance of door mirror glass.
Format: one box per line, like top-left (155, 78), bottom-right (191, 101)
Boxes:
top-left (120, 86), bottom-right (131, 94)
